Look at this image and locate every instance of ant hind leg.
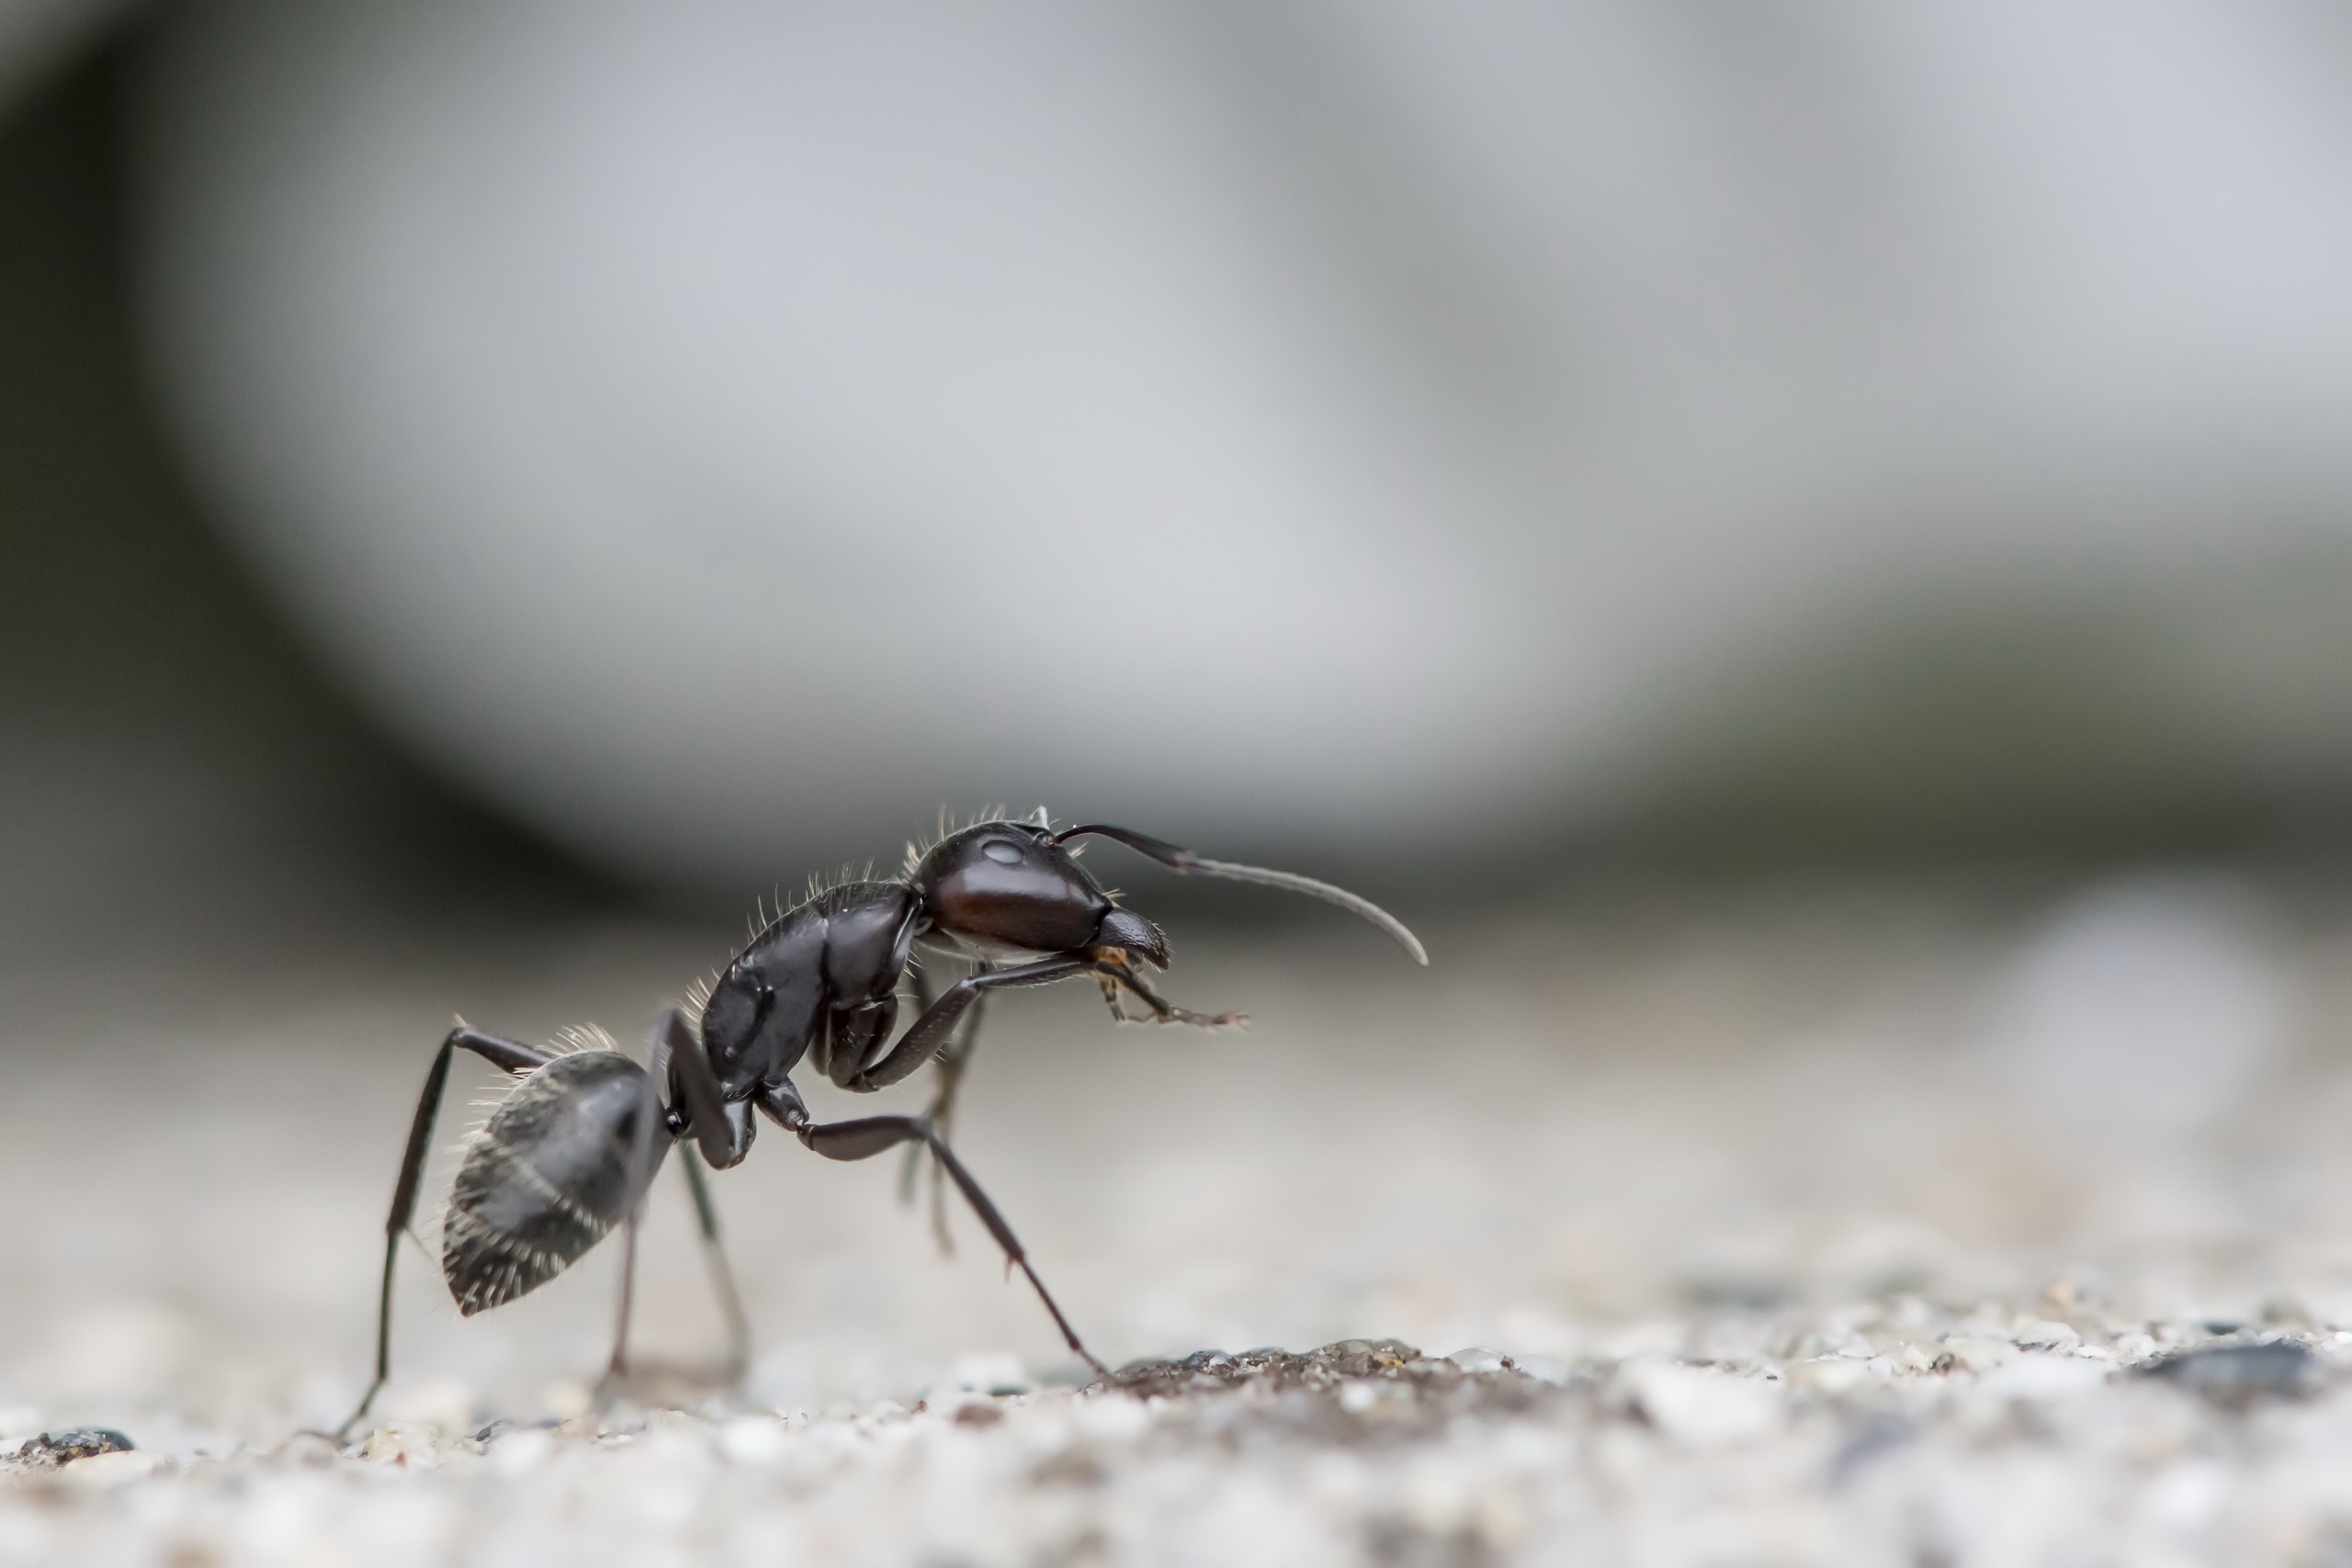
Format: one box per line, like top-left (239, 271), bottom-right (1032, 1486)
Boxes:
top-left (915, 974), bottom-right (989, 1255)
top-left (335, 1027), bottom-right (555, 1443)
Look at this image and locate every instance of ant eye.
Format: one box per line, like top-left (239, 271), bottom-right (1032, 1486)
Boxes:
top-left (981, 839), bottom-right (1024, 865)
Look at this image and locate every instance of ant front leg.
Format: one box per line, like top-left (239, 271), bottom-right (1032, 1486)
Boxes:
top-left (775, 1094), bottom-right (1108, 1379)
top-left (1094, 954), bottom-right (1248, 1032)
top-left (842, 954), bottom-right (1091, 1092)
top-left (661, 1008), bottom-right (755, 1170)
top-left (337, 1026), bottom-right (556, 1443)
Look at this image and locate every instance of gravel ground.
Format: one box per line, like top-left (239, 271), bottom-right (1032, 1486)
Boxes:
top-left (6, 877), bottom-right (2352, 1564)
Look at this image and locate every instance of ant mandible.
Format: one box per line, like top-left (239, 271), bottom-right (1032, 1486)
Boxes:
top-left (335, 812), bottom-right (1425, 1439)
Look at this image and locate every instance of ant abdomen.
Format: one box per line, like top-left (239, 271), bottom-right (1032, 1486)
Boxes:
top-left (441, 1052), bottom-right (665, 1316)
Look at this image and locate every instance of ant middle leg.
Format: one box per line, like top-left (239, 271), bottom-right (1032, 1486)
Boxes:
top-left (896, 960), bottom-right (942, 1212)
top-left (784, 1102), bottom-right (1108, 1378)
top-left (598, 1145), bottom-right (752, 1404)
top-left (603, 1010), bottom-right (754, 1403)
top-left (899, 962), bottom-right (991, 1254)
top-left (337, 1026), bottom-right (556, 1442)
top-left (679, 1150), bottom-right (752, 1384)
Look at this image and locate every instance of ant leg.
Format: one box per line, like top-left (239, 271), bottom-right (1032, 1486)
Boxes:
top-left (660, 1008), bottom-right (753, 1169)
top-left (604, 1010), bottom-right (747, 1398)
top-left (337, 1027), bottom-right (554, 1442)
top-left (604, 1210), bottom-right (647, 1393)
top-left (753, 1075), bottom-right (808, 1129)
top-left (679, 1149), bottom-right (752, 1382)
top-left (922, 980), bottom-right (989, 1254)
top-left (925, 975), bottom-right (989, 1129)
top-left (843, 954), bottom-right (1089, 1092)
top-left (1096, 961), bottom-right (1247, 1031)
top-left (895, 961), bottom-right (940, 1207)
top-left (788, 1110), bottom-right (1107, 1378)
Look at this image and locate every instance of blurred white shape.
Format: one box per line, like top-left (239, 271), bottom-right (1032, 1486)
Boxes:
top-left (139, 0), bottom-right (1564, 881)
top-left (130, 1), bottom-right (2352, 882)
top-left (1620, 1360), bottom-right (1784, 1449)
top-left (1988, 879), bottom-right (2288, 1141)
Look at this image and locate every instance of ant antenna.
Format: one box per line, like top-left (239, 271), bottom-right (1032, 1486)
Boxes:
top-left (1051, 823), bottom-right (1428, 965)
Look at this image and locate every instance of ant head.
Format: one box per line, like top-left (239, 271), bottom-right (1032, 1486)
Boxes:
top-left (915, 819), bottom-right (1124, 958)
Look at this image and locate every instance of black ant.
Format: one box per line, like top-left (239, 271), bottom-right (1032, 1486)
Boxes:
top-left (336, 812), bottom-right (1425, 1439)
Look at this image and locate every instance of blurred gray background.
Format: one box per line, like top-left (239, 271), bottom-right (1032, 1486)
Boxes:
top-left (14, 1), bottom-right (2352, 950)
top-left (11, 0), bottom-right (2352, 1450)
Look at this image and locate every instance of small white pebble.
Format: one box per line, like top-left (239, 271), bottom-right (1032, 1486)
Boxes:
top-left (382, 1379), bottom-right (475, 1435)
top-left (58, 1450), bottom-right (166, 1488)
top-left (2011, 1317), bottom-right (2081, 1349)
top-left (1074, 1395), bottom-right (1150, 1443)
top-left (360, 1421), bottom-right (440, 1469)
top-left (1977, 1354), bottom-right (2109, 1401)
top-left (718, 1417), bottom-right (790, 1467)
top-left (1623, 1363), bottom-right (1783, 1449)
top-left (539, 1381), bottom-right (594, 1421)
top-left (1791, 1356), bottom-right (1871, 1395)
top-left (1447, 1348), bottom-right (1509, 1375)
top-left (1939, 1336), bottom-right (2014, 1373)
top-left (487, 1427), bottom-right (552, 1476)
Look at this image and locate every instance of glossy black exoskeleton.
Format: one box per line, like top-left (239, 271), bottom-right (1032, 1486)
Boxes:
top-left (336, 813), bottom-right (1424, 1439)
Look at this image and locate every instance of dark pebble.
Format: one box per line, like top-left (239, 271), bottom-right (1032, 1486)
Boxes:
top-left (1828, 1411), bottom-right (1913, 1488)
top-left (1109, 1339), bottom-right (1428, 1399)
top-left (17, 1428), bottom-right (135, 1466)
top-left (2143, 1341), bottom-right (2317, 1404)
